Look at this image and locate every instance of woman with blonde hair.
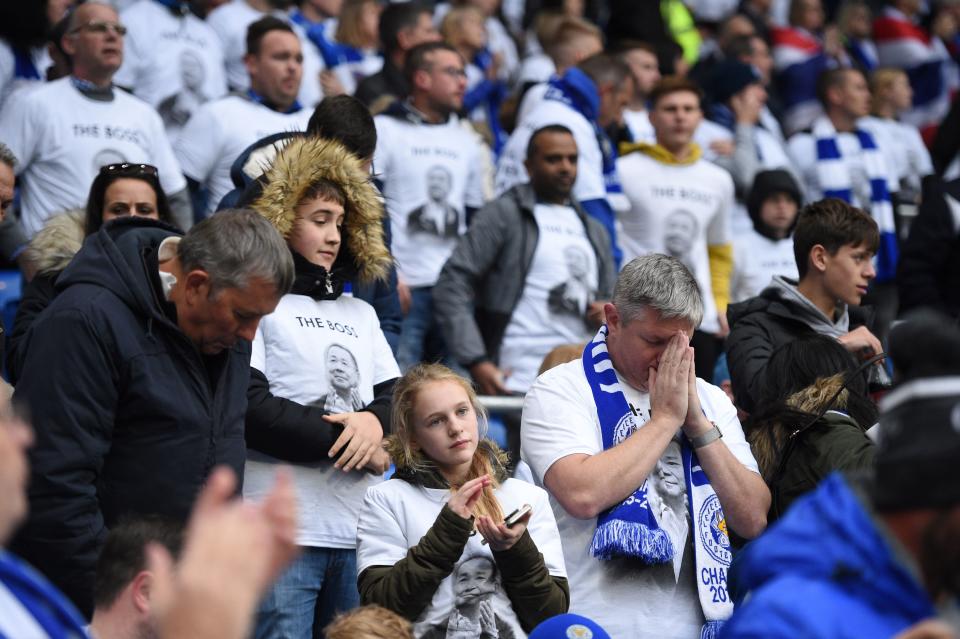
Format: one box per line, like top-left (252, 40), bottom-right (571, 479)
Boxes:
top-left (356, 364), bottom-right (568, 638)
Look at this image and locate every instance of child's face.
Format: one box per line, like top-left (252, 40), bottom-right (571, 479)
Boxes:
top-left (822, 242), bottom-right (876, 306)
top-left (411, 380), bottom-right (479, 481)
top-left (290, 195), bottom-right (345, 271)
top-left (759, 192), bottom-right (798, 239)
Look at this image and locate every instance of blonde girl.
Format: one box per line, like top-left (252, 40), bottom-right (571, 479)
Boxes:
top-left (356, 364), bottom-right (568, 638)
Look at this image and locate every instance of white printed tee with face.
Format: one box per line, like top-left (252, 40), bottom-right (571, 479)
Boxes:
top-left (357, 477), bottom-right (567, 639)
top-left (498, 203), bottom-right (598, 393)
top-left (114, 0), bottom-right (228, 143)
top-left (373, 114), bottom-right (487, 287)
top-left (616, 152), bottom-right (735, 334)
top-left (244, 294), bottom-right (400, 548)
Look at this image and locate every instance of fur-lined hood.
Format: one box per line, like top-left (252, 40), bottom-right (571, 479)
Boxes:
top-left (252, 136), bottom-right (391, 285)
top-left (749, 374), bottom-right (852, 482)
top-left (24, 209), bottom-right (86, 276)
top-left (385, 436), bottom-right (510, 488)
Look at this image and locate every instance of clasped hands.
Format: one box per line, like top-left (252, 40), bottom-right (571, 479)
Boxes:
top-left (647, 332), bottom-right (713, 439)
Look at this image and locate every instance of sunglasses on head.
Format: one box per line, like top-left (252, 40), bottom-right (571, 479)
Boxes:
top-left (100, 163), bottom-right (159, 178)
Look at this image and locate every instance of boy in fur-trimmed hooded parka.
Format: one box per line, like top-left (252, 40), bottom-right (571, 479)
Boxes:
top-left (245, 136), bottom-right (399, 638)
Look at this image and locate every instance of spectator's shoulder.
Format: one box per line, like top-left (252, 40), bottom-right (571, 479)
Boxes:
top-left (694, 155), bottom-right (736, 184)
top-left (364, 476), bottom-right (414, 504)
top-left (527, 358), bottom-right (589, 401)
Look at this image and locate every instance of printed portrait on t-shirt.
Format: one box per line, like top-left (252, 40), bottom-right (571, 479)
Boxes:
top-left (663, 209), bottom-right (699, 274)
top-left (547, 245), bottom-right (595, 317)
top-left (645, 441), bottom-right (690, 583)
top-left (92, 149), bottom-right (126, 174)
top-left (159, 49), bottom-right (208, 128)
top-left (420, 555), bottom-right (518, 639)
top-left (310, 343), bottom-right (364, 413)
top-left (407, 165), bottom-right (460, 238)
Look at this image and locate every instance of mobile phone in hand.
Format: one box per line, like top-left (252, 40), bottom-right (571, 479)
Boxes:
top-left (504, 504), bottom-right (532, 528)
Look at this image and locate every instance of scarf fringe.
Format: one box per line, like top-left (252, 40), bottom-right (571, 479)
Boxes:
top-left (590, 515), bottom-right (675, 562)
top-left (700, 620), bottom-right (725, 639)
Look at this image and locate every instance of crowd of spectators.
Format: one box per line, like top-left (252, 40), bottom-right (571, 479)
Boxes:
top-left (1, 0), bottom-right (960, 637)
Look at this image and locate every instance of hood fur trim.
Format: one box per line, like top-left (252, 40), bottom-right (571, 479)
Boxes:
top-left (784, 374), bottom-right (849, 414)
top-left (749, 374), bottom-right (849, 482)
top-left (252, 137), bottom-right (391, 284)
top-left (25, 209), bottom-right (86, 275)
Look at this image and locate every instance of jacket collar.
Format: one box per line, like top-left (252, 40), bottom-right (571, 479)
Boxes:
top-left (512, 183), bottom-right (591, 226)
top-left (290, 249), bottom-right (346, 301)
top-left (381, 98), bottom-right (453, 126)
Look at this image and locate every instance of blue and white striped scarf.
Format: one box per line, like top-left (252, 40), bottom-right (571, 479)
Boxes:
top-left (813, 115), bottom-right (899, 282)
top-left (582, 326), bottom-right (733, 638)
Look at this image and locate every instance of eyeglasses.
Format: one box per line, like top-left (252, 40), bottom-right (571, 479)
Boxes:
top-left (69, 21), bottom-right (127, 36)
top-left (435, 66), bottom-right (467, 79)
top-left (100, 163), bottom-right (159, 177)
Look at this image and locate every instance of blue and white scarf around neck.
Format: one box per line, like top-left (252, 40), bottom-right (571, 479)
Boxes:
top-left (582, 326), bottom-right (733, 638)
top-left (812, 115), bottom-right (898, 283)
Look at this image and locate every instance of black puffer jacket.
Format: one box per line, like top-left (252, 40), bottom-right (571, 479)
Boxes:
top-left (726, 281), bottom-right (873, 414)
top-left (11, 218), bottom-right (251, 617)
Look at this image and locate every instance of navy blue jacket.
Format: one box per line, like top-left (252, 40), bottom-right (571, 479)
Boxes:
top-left (721, 473), bottom-right (936, 638)
top-left (10, 218), bottom-right (250, 617)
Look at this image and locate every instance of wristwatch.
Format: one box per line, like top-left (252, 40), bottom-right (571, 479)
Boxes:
top-left (689, 422), bottom-right (723, 449)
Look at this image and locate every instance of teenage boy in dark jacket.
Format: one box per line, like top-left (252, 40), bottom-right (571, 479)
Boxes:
top-left (10, 212), bottom-right (293, 617)
top-left (726, 198), bottom-right (883, 414)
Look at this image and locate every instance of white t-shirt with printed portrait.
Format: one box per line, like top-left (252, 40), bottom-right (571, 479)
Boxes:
top-left (174, 95), bottom-right (312, 216)
top-left (373, 113), bottom-right (487, 288)
top-left (357, 477), bottom-right (566, 638)
top-left (498, 203), bottom-right (598, 393)
top-left (244, 294), bottom-right (400, 548)
top-left (0, 77), bottom-right (186, 238)
top-left (615, 152), bottom-right (735, 334)
top-left (114, 0), bottom-right (228, 144)
top-left (520, 360), bottom-right (759, 639)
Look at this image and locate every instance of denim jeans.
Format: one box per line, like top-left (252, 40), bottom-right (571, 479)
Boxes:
top-left (397, 285), bottom-right (450, 372)
top-left (254, 546), bottom-right (359, 639)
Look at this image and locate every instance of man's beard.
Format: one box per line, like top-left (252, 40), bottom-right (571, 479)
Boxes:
top-left (137, 620), bottom-right (161, 639)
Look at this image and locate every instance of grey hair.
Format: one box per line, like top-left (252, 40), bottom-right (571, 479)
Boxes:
top-left (0, 143), bottom-right (17, 170)
top-left (613, 254), bottom-right (704, 328)
top-left (177, 208), bottom-right (294, 297)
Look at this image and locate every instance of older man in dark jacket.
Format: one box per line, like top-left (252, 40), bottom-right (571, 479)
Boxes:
top-left (435, 125), bottom-right (615, 459)
top-left (10, 211), bottom-right (293, 617)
